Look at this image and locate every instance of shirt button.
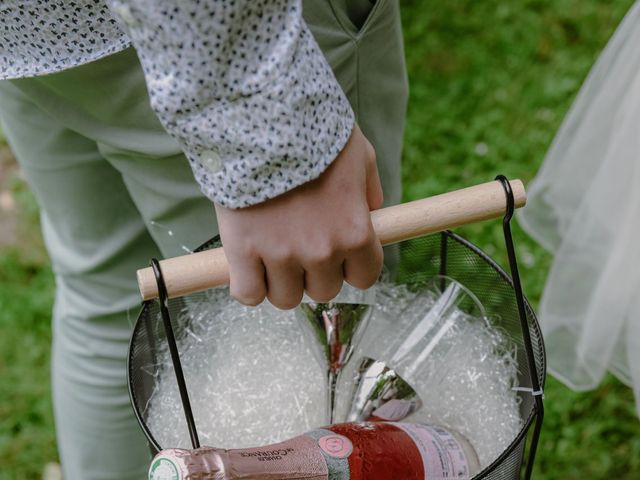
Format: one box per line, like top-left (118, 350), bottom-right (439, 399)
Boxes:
top-left (202, 150), bottom-right (223, 173)
top-left (113, 4), bottom-right (137, 26)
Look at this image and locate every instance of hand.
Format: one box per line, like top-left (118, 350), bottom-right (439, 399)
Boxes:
top-left (215, 124), bottom-right (384, 309)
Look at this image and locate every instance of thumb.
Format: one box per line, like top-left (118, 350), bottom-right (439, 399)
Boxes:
top-left (365, 141), bottom-right (384, 210)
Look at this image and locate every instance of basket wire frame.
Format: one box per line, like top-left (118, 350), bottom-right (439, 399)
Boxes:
top-left (150, 259), bottom-right (200, 449)
top-left (128, 177), bottom-right (546, 479)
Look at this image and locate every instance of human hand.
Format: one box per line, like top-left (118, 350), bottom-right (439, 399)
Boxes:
top-left (214, 124), bottom-right (383, 309)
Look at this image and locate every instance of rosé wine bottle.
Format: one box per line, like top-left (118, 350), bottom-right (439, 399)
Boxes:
top-left (148, 422), bottom-right (480, 480)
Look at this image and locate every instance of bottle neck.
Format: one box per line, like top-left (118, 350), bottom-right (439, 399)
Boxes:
top-left (149, 447), bottom-right (226, 480)
top-left (150, 432), bottom-right (334, 480)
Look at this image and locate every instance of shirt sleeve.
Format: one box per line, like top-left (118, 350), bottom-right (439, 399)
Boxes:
top-left (105, 0), bottom-right (355, 209)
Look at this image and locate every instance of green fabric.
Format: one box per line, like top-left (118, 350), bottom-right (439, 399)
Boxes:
top-left (0, 2), bottom-right (407, 478)
top-left (304, 0), bottom-right (408, 207)
top-left (331, 0), bottom-right (377, 30)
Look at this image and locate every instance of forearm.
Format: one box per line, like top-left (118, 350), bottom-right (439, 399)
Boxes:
top-left (106, 0), bottom-right (355, 208)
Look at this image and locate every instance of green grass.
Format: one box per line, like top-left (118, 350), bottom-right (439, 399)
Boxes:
top-left (1, 1), bottom-right (640, 478)
top-left (0, 159), bottom-right (56, 479)
top-left (0, 253), bottom-right (56, 480)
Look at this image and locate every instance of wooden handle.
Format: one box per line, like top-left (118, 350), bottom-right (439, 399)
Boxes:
top-left (138, 179), bottom-right (526, 300)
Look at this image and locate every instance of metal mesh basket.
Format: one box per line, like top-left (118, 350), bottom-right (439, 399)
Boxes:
top-left (128, 177), bottom-right (545, 479)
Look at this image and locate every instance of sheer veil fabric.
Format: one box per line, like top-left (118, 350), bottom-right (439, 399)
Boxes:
top-left (518, 1), bottom-right (640, 416)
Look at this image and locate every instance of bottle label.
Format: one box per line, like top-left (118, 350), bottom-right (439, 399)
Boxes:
top-left (228, 435), bottom-right (330, 479)
top-left (305, 428), bottom-right (351, 479)
top-left (318, 434), bottom-right (353, 459)
top-left (391, 423), bottom-right (472, 479)
top-left (149, 456), bottom-right (180, 480)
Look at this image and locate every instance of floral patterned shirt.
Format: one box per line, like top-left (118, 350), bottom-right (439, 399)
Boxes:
top-left (0, 0), bottom-right (354, 208)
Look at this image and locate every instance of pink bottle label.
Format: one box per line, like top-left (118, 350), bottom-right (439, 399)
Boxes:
top-left (228, 435), bottom-right (329, 479)
top-left (318, 434), bottom-right (353, 459)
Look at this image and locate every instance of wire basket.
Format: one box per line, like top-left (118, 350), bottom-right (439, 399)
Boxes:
top-left (128, 177), bottom-right (545, 479)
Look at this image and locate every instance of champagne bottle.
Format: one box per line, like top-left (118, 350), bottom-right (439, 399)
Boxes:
top-left (148, 422), bottom-right (480, 480)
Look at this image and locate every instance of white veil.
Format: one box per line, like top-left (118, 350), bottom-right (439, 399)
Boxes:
top-left (518, 1), bottom-right (640, 416)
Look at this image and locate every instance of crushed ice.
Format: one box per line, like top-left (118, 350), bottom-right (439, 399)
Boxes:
top-left (145, 281), bottom-right (524, 469)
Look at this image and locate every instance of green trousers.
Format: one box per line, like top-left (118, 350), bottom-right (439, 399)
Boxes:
top-left (0, 1), bottom-right (407, 478)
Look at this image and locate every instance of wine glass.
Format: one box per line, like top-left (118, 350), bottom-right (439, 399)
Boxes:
top-left (343, 275), bottom-right (486, 423)
top-left (295, 283), bottom-right (375, 423)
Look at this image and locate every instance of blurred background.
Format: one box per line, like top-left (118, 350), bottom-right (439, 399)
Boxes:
top-left (2, 0), bottom-right (640, 478)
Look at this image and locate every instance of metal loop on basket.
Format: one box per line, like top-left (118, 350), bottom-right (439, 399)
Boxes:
top-left (495, 174), bottom-right (515, 223)
top-left (152, 258), bottom-right (201, 449)
top-left (152, 259), bottom-right (170, 309)
top-left (494, 175), bottom-right (545, 480)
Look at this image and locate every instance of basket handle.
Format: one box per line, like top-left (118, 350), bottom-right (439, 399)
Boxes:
top-left (137, 179), bottom-right (526, 300)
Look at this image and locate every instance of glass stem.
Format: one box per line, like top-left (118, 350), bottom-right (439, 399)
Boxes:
top-left (327, 370), bottom-right (339, 424)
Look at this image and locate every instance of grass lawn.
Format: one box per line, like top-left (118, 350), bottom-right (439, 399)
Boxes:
top-left (1, 1), bottom-right (640, 478)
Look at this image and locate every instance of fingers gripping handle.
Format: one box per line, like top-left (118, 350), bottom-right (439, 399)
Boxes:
top-left (137, 179), bottom-right (526, 300)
